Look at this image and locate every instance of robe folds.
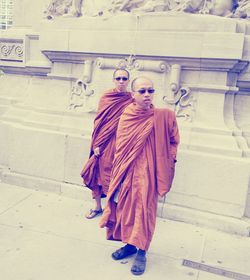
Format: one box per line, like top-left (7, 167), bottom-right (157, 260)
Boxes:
top-left (100, 103), bottom-right (180, 251)
top-left (80, 88), bottom-right (132, 198)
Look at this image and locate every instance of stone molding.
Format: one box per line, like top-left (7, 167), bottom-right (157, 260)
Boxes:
top-left (0, 39), bottom-right (24, 62)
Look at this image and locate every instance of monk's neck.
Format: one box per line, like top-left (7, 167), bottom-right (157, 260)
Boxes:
top-left (134, 103), bottom-right (151, 111)
top-left (115, 88), bottom-right (127, 94)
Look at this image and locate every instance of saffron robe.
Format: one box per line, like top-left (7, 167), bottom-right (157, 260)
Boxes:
top-left (80, 88), bottom-right (132, 198)
top-left (100, 103), bottom-right (180, 250)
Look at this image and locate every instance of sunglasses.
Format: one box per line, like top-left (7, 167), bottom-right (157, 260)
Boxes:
top-left (136, 88), bottom-right (155, 94)
top-left (115, 77), bottom-right (128, 81)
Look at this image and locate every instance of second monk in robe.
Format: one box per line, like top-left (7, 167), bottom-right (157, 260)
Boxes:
top-left (81, 69), bottom-right (132, 219)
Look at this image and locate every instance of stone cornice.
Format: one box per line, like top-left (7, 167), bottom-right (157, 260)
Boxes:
top-left (42, 50), bottom-right (248, 73)
top-left (0, 65), bottom-right (51, 76)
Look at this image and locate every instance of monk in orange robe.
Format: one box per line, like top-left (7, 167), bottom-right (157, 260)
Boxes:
top-left (81, 69), bottom-right (132, 219)
top-left (100, 76), bottom-right (180, 275)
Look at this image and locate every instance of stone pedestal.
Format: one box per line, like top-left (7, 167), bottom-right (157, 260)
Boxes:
top-left (1, 11), bottom-right (250, 235)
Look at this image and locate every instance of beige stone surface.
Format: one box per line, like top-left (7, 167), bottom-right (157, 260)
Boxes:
top-left (1, 10), bottom-right (250, 236)
top-left (0, 182), bottom-right (249, 280)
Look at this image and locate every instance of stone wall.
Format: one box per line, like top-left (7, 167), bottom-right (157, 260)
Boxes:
top-left (1, 9), bottom-right (250, 235)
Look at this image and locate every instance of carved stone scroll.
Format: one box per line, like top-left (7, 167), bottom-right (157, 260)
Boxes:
top-left (82, 59), bottom-right (93, 83)
top-left (163, 86), bottom-right (195, 121)
top-left (69, 79), bottom-right (95, 112)
top-left (165, 64), bottom-right (182, 103)
top-left (234, 0), bottom-right (250, 18)
top-left (133, 60), bottom-right (170, 73)
top-left (0, 40), bottom-right (24, 62)
top-left (95, 58), bottom-right (127, 69)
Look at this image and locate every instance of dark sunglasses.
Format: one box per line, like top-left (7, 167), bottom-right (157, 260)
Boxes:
top-left (115, 77), bottom-right (128, 81)
top-left (137, 88), bottom-right (155, 94)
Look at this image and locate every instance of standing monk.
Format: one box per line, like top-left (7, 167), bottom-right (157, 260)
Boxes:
top-left (81, 69), bottom-right (132, 219)
top-left (100, 76), bottom-right (180, 275)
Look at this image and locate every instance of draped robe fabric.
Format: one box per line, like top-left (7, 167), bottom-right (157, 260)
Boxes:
top-left (80, 88), bottom-right (132, 198)
top-left (100, 103), bottom-right (180, 250)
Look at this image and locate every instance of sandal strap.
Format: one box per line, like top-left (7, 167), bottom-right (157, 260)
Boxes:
top-left (90, 209), bottom-right (102, 214)
top-left (85, 208), bottom-right (103, 219)
top-left (131, 257), bottom-right (147, 275)
top-left (112, 246), bottom-right (137, 260)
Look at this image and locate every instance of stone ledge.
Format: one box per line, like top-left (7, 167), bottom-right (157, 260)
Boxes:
top-left (2, 169), bottom-right (250, 237)
top-left (0, 170), bottom-right (98, 205)
top-left (161, 203), bottom-right (250, 237)
top-left (38, 13), bottom-right (239, 33)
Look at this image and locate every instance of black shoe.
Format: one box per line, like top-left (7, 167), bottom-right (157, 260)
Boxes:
top-left (131, 251), bottom-right (147, 275)
top-left (112, 245), bottom-right (137, 260)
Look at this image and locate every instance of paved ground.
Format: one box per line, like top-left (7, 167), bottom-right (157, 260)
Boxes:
top-left (0, 182), bottom-right (250, 280)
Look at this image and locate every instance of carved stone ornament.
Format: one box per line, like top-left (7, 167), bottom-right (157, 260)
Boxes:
top-left (69, 79), bottom-right (95, 112)
top-left (133, 59), bottom-right (170, 73)
top-left (234, 0), bottom-right (250, 18)
top-left (95, 57), bottom-right (127, 69)
top-left (163, 86), bottom-right (195, 121)
top-left (44, 0), bottom-right (84, 19)
top-left (0, 42), bottom-right (24, 62)
top-left (44, 0), bottom-right (247, 19)
top-left (95, 57), bottom-right (170, 73)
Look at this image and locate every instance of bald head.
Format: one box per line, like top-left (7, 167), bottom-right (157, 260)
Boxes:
top-left (131, 76), bottom-right (153, 92)
top-left (131, 76), bottom-right (155, 110)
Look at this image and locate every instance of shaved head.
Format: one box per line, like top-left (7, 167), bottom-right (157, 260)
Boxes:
top-left (131, 76), bottom-right (155, 109)
top-left (131, 76), bottom-right (153, 91)
top-left (113, 68), bottom-right (130, 80)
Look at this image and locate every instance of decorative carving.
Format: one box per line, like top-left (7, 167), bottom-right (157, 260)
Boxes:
top-left (234, 0), bottom-right (250, 18)
top-left (96, 58), bottom-right (127, 69)
top-left (109, 0), bottom-right (169, 14)
top-left (96, 57), bottom-right (170, 75)
top-left (163, 64), bottom-right (182, 104)
top-left (164, 86), bottom-right (195, 121)
top-left (82, 59), bottom-right (93, 83)
top-left (210, 0), bottom-right (239, 17)
top-left (169, 64), bottom-right (181, 100)
top-left (44, 0), bottom-right (84, 19)
top-left (96, 0), bottom-right (145, 16)
top-left (43, 0), bottom-right (248, 19)
top-left (44, 0), bottom-right (72, 19)
top-left (162, 63), bottom-right (195, 121)
top-left (69, 79), bottom-right (95, 112)
top-left (0, 42), bottom-right (24, 62)
top-left (73, 0), bottom-right (84, 17)
top-left (170, 0), bottom-right (239, 16)
top-left (132, 0), bottom-right (171, 13)
top-left (94, 0), bottom-right (240, 17)
top-left (15, 46), bottom-right (24, 57)
top-left (171, 0), bottom-right (212, 14)
top-left (133, 60), bottom-right (170, 73)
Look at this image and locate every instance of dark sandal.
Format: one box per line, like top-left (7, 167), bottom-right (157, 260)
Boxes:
top-left (85, 209), bottom-right (103, 219)
top-left (112, 246), bottom-right (137, 260)
top-left (131, 255), bottom-right (147, 275)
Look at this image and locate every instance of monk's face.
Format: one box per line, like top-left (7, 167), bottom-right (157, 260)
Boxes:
top-left (113, 70), bottom-right (130, 92)
top-left (132, 78), bottom-right (154, 110)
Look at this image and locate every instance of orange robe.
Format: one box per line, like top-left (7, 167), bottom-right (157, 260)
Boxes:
top-left (80, 89), bottom-right (132, 198)
top-left (100, 103), bottom-right (180, 250)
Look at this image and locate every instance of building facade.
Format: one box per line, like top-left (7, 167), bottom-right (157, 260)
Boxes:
top-left (0, 0), bottom-right (13, 29)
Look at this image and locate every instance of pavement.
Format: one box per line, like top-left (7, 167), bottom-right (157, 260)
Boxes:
top-left (0, 182), bottom-right (250, 280)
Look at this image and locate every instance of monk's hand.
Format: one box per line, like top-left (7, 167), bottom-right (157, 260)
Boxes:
top-left (94, 147), bottom-right (100, 157)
